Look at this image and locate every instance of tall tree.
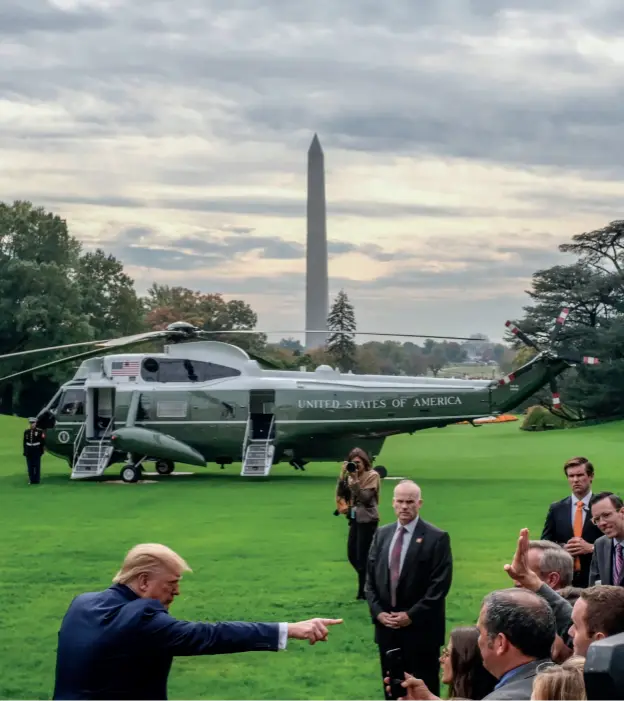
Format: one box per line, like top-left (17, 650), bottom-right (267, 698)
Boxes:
top-left (0, 201), bottom-right (92, 415)
top-left (512, 219), bottom-right (624, 420)
top-left (0, 200), bottom-right (146, 417)
top-left (76, 249), bottom-right (146, 338)
top-left (326, 289), bottom-right (357, 371)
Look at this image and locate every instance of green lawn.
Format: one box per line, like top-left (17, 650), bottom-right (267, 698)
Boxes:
top-left (0, 415), bottom-right (621, 700)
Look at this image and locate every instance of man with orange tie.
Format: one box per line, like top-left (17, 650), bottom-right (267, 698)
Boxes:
top-left (541, 457), bottom-right (603, 588)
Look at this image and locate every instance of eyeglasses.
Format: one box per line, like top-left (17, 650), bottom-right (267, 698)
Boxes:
top-left (440, 647), bottom-right (450, 659)
top-left (591, 511), bottom-right (618, 525)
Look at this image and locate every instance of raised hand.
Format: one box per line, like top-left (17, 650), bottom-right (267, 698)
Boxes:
top-left (504, 528), bottom-right (542, 591)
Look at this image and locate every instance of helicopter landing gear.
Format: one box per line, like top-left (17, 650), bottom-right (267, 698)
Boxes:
top-left (155, 460), bottom-right (174, 475)
top-left (289, 459), bottom-right (307, 471)
top-left (373, 465), bottom-right (388, 479)
top-left (120, 464), bottom-right (141, 483)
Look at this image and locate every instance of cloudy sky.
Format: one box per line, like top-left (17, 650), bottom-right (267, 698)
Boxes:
top-left (3, 0), bottom-right (624, 343)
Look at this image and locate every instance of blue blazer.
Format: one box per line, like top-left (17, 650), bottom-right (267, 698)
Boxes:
top-left (53, 583), bottom-right (280, 699)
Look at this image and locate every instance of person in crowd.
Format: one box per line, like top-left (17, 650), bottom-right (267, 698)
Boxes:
top-left (524, 541), bottom-right (573, 592)
top-left (505, 529), bottom-right (575, 665)
top-left (587, 491), bottom-right (624, 586)
top-left (531, 657), bottom-right (586, 700)
top-left (366, 479), bottom-right (452, 698)
top-left (440, 626), bottom-right (497, 699)
top-left (568, 584), bottom-right (624, 657)
top-left (387, 588), bottom-right (556, 701)
top-left (556, 587), bottom-right (582, 607)
top-left (53, 543), bottom-right (343, 700)
top-left (335, 447), bottom-right (381, 599)
top-left (541, 457), bottom-right (602, 588)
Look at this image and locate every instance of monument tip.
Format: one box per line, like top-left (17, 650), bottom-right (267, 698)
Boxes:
top-left (309, 133), bottom-right (322, 153)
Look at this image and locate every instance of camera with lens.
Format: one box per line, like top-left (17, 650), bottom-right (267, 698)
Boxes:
top-left (345, 461), bottom-right (357, 473)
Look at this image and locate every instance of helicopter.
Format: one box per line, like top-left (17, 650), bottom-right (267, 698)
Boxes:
top-left (0, 309), bottom-right (600, 483)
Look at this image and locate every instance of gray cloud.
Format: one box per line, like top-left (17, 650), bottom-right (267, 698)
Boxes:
top-left (29, 192), bottom-right (502, 219)
top-left (0, 1), bottom-right (111, 36)
top-left (103, 227), bottom-right (421, 268)
top-left (2, 0), bottom-right (624, 178)
top-left (2, 0), bottom-right (623, 340)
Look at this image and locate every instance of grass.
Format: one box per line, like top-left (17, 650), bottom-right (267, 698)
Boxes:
top-left (0, 415), bottom-right (621, 700)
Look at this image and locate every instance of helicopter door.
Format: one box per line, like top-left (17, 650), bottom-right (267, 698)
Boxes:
top-left (86, 387), bottom-right (116, 439)
top-left (248, 390), bottom-right (275, 440)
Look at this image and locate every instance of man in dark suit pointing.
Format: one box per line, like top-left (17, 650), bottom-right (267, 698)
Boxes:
top-left (541, 456), bottom-right (602, 588)
top-left (53, 543), bottom-right (342, 700)
top-left (365, 480), bottom-right (453, 698)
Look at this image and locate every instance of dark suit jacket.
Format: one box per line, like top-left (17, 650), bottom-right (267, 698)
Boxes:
top-left (589, 534), bottom-right (623, 586)
top-left (365, 518), bottom-right (452, 650)
top-left (483, 659), bottom-right (550, 700)
top-left (53, 583), bottom-right (280, 700)
top-left (541, 496), bottom-right (602, 587)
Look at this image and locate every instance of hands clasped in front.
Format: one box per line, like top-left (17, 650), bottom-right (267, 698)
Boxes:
top-left (288, 618), bottom-right (343, 645)
top-left (377, 611), bottom-right (412, 628)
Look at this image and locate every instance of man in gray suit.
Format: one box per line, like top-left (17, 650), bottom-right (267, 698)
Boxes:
top-left (588, 491), bottom-right (624, 586)
top-left (391, 588), bottom-right (555, 701)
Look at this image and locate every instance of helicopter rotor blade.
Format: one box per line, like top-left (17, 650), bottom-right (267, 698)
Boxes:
top-left (0, 345), bottom-right (122, 384)
top-left (504, 321), bottom-right (542, 352)
top-left (0, 329), bottom-right (186, 362)
top-left (0, 330), bottom-right (193, 384)
top-left (0, 337), bottom-right (115, 361)
top-left (196, 329), bottom-right (478, 341)
top-left (550, 307), bottom-right (570, 345)
top-left (548, 375), bottom-right (562, 409)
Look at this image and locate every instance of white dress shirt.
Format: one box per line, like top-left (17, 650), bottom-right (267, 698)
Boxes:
top-left (388, 517), bottom-right (419, 575)
top-left (570, 491), bottom-right (592, 527)
top-left (278, 623), bottom-right (288, 649)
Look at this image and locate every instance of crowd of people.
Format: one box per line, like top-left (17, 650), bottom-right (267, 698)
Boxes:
top-left (335, 453), bottom-right (624, 700)
top-left (50, 453), bottom-right (624, 700)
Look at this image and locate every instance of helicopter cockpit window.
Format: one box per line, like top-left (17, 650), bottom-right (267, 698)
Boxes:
top-left (141, 358), bottom-right (240, 383)
top-left (58, 389), bottom-right (86, 416)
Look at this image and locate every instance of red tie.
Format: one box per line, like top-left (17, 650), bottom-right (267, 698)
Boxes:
top-left (390, 527), bottom-right (406, 607)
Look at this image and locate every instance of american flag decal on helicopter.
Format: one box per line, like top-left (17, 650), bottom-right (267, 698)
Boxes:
top-left (111, 360), bottom-right (141, 376)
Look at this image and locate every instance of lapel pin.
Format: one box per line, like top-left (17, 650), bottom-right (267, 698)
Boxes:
top-left (416, 538), bottom-right (423, 543)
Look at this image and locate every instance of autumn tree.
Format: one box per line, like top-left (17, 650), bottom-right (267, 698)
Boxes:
top-left (144, 284), bottom-right (265, 352)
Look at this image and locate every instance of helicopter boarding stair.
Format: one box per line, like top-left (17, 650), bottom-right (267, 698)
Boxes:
top-left (71, 420), bottom-right (115, 479)
top-left (241, 414), bottom-right (275, 477)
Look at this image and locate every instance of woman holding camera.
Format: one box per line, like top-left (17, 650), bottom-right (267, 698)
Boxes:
top-left (335, 447), bottom-right (380, 599)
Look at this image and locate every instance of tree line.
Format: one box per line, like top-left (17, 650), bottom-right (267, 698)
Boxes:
top-left (0, 199), bottom-right (621, 421)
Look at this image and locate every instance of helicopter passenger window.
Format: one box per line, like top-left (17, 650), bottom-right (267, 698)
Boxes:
top-left (140, 358), bottom-right (241, 383)
top-left (58, 389), bottom-right (86, 416)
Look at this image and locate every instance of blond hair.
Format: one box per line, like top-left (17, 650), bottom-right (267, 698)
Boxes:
top-left (112, 543), bottom-right (192, 584)
top-left (532, 657), bottom-right (586, 700)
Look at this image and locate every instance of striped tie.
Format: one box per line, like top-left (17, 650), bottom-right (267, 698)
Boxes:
top-left (614, 543), bottom-right (623, 585)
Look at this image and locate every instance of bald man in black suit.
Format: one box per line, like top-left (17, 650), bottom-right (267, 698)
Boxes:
top-left (365, 480), bottom-right (452, 698)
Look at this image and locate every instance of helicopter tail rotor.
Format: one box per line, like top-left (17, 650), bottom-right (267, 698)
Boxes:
top-left (503, 307), bottom-right (601, 412)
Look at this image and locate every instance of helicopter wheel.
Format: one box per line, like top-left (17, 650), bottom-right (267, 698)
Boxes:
top-left (155, 460), bottom-right (174, 475)
top-left (121, 464), bottom-right (141, 483)
top-left (374, 465), bottom-right (388, 479)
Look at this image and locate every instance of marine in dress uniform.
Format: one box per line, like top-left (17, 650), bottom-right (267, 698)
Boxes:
top-left (23, 418), bottom-right (45, 484)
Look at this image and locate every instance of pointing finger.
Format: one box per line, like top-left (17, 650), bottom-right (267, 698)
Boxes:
top-left (320, 618), bottom-right (343, 625)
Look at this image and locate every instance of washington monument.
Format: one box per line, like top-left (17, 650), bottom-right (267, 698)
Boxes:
top-left (305, 133), bottom-right (329, 350)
